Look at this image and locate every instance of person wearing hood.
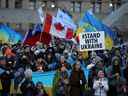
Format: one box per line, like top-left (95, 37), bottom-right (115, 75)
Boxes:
top-left (0, 59), bottom-right (14, 96)
top-left (45, 47), bottom-right (58, 71)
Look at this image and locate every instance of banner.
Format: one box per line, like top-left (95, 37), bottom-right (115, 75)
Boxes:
top-left (0, 24), bottom-right (22, 44)
top-left (80, 31), bottom-right (105, 51)
top-left (77, 10), bottom-right (116, 50)
top-left (32, 71), bottom-right (56, 87)
top-left (32, 71), bottom-right (56, 96)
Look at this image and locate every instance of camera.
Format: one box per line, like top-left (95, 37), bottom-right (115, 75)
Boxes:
top-left (99, 82), bottom-right (104, 88)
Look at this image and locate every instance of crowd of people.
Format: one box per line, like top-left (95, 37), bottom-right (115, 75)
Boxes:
top-left (0, 37), bottom-right (128, 96)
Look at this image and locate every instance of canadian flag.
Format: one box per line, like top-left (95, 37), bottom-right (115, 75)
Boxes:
top-left (49, 16), bottom-right (74, 39)
top-left (43, 11), bottom-right (75, 40)
top-left (56, 9), bottom-right (76, 30)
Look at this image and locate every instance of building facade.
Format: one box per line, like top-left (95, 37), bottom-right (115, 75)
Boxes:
top-left (0, 0), bottom-right (127, 35)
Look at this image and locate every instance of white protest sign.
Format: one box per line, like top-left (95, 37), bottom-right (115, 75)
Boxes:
top-left (80, 31), bottom-right (105, 51)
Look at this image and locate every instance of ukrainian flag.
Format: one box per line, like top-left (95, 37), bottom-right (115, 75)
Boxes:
top-left (75, 10), bottom-right (116, 50)
top-left (32, 71), bottom-right (56, 96)
top-left (0, 24), bottom-right (22, 44)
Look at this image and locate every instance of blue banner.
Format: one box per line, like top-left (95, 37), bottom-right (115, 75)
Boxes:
top-left (32, 71), bottom-right (56, 87)
top-left (0, 24), bottom-right (22, 44)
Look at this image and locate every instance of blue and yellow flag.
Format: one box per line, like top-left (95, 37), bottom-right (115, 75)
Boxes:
top-left (0, 24), bottom-right (22, 44)
top-left (32, 71), bottom-right (56, 96)
top-left (76, 10), bottom-right (116, 49)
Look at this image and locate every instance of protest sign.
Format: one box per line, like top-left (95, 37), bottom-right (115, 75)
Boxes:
top-left (80, 31), bottom-right (105, 51)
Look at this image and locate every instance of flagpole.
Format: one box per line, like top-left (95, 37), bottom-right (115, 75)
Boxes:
top-left (39, 22), bottom-right (44, 42)
top-left (39, 6), bottom-right (47, 42)
top-left (22, 26), bottom-right (30, 44)
top-left (51, 16), bottom-right (55, 47)
top-left (39, 16), bottom-right (45, 42)
top-left (51, 34), bottom-right (55, 47)
top-left (39, 6), bottom-right (54, 47)
top-left (23, 6), bottom-right (44, 45)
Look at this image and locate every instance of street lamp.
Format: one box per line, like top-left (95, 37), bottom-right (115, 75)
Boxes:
top-left (51, 2), bottom-right (55, 8)
top-left (109, 3), bottom-right (113, 7)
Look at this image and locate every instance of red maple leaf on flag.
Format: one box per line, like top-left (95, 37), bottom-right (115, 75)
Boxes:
top-left (66, 28), bottom-right (73, 39)
top-left (54, 23), bottom-right (64, 32)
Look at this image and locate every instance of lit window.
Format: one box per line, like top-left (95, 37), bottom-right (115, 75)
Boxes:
top-left (70, 1), bottom-right (81, 12)
top-left (75, 2), bottom-right (81, 12)
top-left (29, 2), bottom-right (35, 9)
top-left (70, 1), bottom-right (75, 12)
top-left (94, 0), bottom-right (103, 13)
top-left (95, 4), bottom-right (100, 13)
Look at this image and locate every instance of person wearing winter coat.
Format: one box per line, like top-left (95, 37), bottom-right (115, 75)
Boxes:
top-left (0, 59), bottom-right (14, 96)
top-left (56, 66), bottom-right (70, 96)
top-left (93, 70), bottom-right (109, 96)
top-left (20, 68), bottom-right (35, 96)
top-left (34, 82), bottom-right (48, 96)
top-left (111, 73), bottom-right (127, 96)
top-left (69, 61), bottom-right (86, 96)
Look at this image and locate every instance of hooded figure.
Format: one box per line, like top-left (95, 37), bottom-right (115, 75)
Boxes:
top-left (0, 58), bottom-right (14, 96)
